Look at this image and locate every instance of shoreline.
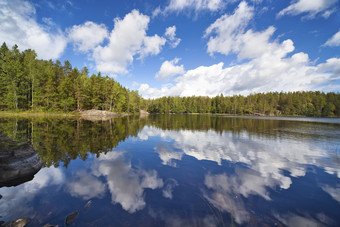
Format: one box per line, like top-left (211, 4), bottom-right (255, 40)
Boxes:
top-left (0, 111), bottom-right (339, 119)
top-left (0, 110), bottom-right (130, 117)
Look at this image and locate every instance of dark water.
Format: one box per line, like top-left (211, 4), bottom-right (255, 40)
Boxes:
top-left (0, 115), bottom-right (340, 226)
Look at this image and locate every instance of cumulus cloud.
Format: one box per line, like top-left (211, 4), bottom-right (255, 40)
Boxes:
top-left (93, 10), bottom-right (151, 74)
top-left (205, 1), bottom-right (276, 60)
top-left (139, 2), bottom-right (340, 98)
top-left (317, 58), bottom-right (340, 79)
top-left (278, 0), bottom-right (338, 19)
top-left (165, 26), bottom-right (181, 48)
top-left (92, 10), bottom-right (175, 75)
top-left (154, 0), bottom-right (227, 16)
top-left (68, 21), bottom-right (109, 53)
top-left (0, 0), bottom-right (67, 59)
top-left (139, 35), bottom-right (166, 59)
top-left (156, 58), bottom-right (185, 80)
top-left (324, 30), bottom-right (340, 46)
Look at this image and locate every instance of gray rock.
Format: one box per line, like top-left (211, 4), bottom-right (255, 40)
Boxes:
top-left (65, 211), bottom-right (78, 226)
top-left (0, 133), bottom-right (43, 187)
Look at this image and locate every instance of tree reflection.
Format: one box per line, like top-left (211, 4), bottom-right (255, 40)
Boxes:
top-left (0, 116), bottom-right (147, 167)
top-left (0, 115), bottom-right (339, 168)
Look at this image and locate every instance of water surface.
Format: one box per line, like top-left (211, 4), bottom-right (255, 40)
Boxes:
top-left (0, 115), bottom-right (339, 226)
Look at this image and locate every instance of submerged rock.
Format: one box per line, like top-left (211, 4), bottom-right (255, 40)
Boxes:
top-left (42, 224), bottom-right (58, 227)
top-left (84, 200), bottom-right (92, 211)
top-left (0, 133), bottom-right (43, 187)
top-left (5, 217), bottom-right (29, 227)
top-left (65, 211), bottom-right (78, 226)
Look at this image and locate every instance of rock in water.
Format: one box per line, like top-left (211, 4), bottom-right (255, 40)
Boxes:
top-left (65, 211), bottom-right (78, 226)
top-left (0, 133), bottom-right (43, 187)
top-left (84, 200), bottom-right (92, 211)
top-left (5, 218), bottom-right (29, 227)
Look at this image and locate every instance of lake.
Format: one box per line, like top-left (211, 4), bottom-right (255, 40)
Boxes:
top-left (0, 115), bottom-right (340, 226)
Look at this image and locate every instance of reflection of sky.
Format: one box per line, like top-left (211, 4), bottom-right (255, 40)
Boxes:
top-left (91, 151), bottom-right (164, 213)
top-left (140, 125), bottom-right (340, 225)
top-left (67, 151), bottom-right (165, 213)
top-left (1, 121), bottom-right (339, 226)
top-left (0, 167), bottom-right (64, 220)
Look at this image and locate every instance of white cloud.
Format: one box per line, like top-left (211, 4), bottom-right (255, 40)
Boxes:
top-left (156, 0), bottom-right (227, 16)
top-left (205, 1), bottom-right (275, 60)
top-left (278, 0), bottom-right (338, 19)
top-left (139, 53), bottom-right (339, 99)
top-left (139, 35), bottom-right (166, 59)
top-left (93, 10), bottom-right (150, 74)
top-left (93, 10), bottom-right (169, 75)
top-left (324, 30), bottom-right (340, 46)
top-left (165, 26), bottom-right (181, 48)
top-left (0, 0), bottom-right (67, 59)
top-left (68, 21), bottom-right (109, 53)
top-left (317, 58), bottom-right (340, 79)
top-left (139, 2), bottom-right (340, 98)
top-left (156, 58), bottom-right (185, 80)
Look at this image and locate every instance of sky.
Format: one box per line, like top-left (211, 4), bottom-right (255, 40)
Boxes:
top-left (0, 0), bottom-right (340, 98)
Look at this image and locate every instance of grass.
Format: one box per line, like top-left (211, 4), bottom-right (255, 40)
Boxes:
top-left (0, 110), bottom-right (80, 117)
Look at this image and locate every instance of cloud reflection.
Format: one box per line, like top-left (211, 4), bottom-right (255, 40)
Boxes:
top-left (142, 125), bottom-right (340, 224)
top-left (146, 126), bottom-right (340, 186)
top-left (162, 178), bottom-right (178, 199)
top-left (92, 151), bottom-right (164, 213)
top-left (0, 167), bottom-right (64, 220)
top-left (66, 170), bottom-right (106, 200)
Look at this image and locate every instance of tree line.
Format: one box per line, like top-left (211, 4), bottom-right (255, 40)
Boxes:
top-left (1, 43), bottom-right (339, 117)
top-left (147, 92), bottom-right (340, 117)
top-left (0, 43), bottom-right (144, 113)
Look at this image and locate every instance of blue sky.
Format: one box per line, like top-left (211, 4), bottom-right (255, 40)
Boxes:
top-left (0, 0), bottom-right (339, 98)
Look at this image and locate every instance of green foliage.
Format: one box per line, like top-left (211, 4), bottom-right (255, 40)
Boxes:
top-left (0, 116), bottom-right (146, 167)
top-left (147, 91), bottom-right (340, 117)
top-left (0, 43), bottom-right (143, 113)
top-left (1, 43), bottom-right (338, 117)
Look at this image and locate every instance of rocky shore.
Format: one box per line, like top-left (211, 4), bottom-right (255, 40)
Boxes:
top-left (0, 133), bottom-right (43, 187)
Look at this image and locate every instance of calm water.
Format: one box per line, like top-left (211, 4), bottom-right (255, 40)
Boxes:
top-left (0, 115), bottom-right (340, 226)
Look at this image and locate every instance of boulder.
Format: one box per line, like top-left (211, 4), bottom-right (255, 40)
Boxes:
top-left (0, 133), bottom-right (43, 187)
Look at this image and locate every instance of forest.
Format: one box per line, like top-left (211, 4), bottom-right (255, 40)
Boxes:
top-left (147, 91), bottom-right (340, 117)
top-left (0, 43), bottom-right (144, 113)
top-left (0, 43), bottom-right (339, 117)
